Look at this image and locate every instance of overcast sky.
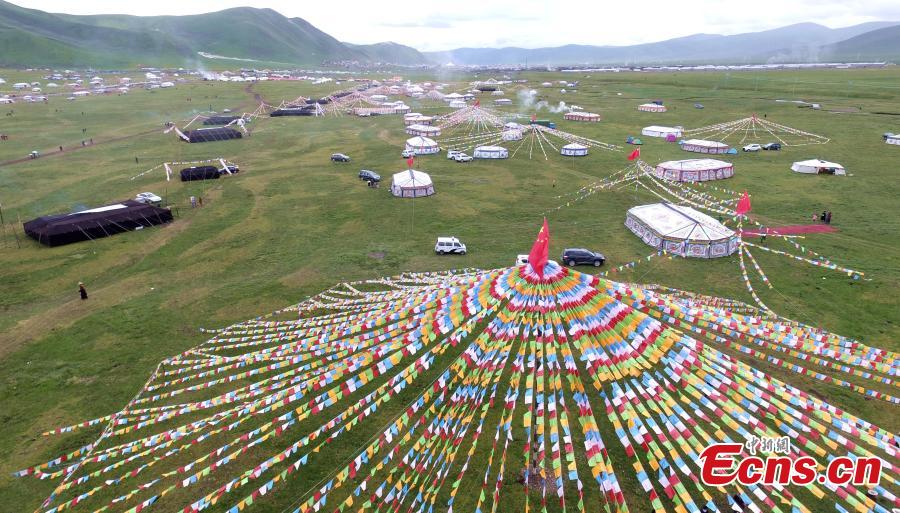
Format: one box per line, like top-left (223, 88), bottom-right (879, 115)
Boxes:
top-left (17, 0), bottom-right (900, 52)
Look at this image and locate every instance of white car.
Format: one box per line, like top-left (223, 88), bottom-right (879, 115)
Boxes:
top-left (401, 149), bottom-right (415, 158)
top-left (742, 144), bottom-right (762, 152)
top-left (435, 237), bottom-right (467, 255)
top-left (135, 192), bottom-right (162, 206)
top-left (453, 154), bottom-right (473, 163)
top-left (516, 254), bottom-right (529, 265)
top-left (446, 150), bottom-right (463, 160)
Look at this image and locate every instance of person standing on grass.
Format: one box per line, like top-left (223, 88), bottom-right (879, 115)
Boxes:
top-left (826, 211), bottom-right (832, 224)
top-left (78, 282), bottom-right (88, 300)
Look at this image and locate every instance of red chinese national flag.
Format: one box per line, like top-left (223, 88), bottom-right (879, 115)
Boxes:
top-left (627, 148), bottom-right (640, 161)
top-left (735, 190), bottom-right (751, 215)
top-left (406, 156), bottom-right (414, 168)
top-left (528, 219), bottom-right (550, 278)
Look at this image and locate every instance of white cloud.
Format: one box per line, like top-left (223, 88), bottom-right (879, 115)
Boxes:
top-left (15, 0), bottom-right (900, 51)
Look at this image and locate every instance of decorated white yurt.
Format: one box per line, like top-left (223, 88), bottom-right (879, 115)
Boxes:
top-left (390, 170), bottom-right (435, 198)
top-left (392, 103), bottom-right (411, 114)
top-left (655, 159), bottom-right (734, 182)
top-left (448, 100), bottom-right (467, 109)
top-left (444, 93), bottom-right (464, 102)
top-left (541, 82), bottom-right (553, 87)
top-left (680, 139), bottom-right (730, 154)
top-left (474, 145), bottom-right (509, 159)
top-left (790, 159), bottom-right (846, 176)
top-left (564, 112), bottom-right (601, 122)
top-left (501, 129), bottom-right (523, 141)
top-left (625, 202), bottom-right (739, 258)
top-left (405, 124), bottom-right (442, 137)
top-left (560, 143), bottom-right (589, 156)
top-left (405, 136), bottom-right (440, 155)
top-left (638, 103), bottom-right (667, 112)
top-left (370, 94), bottom-right (388, 103)
top-left (491, 90), bottom-right (505, 96)
top-left (642, 125), bottom-right (683, 138)
top-left (494, 98), bottom-right (512, 105)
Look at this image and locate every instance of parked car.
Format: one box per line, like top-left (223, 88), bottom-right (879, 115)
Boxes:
top-left (762, 142), bottom-right (782, 151)
top-left (359, 169), bottom-right (381, 182)
top-left (401, 149), bottom-right (415, 158)
top-left (435, 237), bottom-right (467, 255)
top-left (453, 153), bottom-right (473, 162)
top-left (561, 248), bottom-right (605, 267)
top-left (331, 153), bottom-right (351, 162)
top-left (742, 144), bottom-right (762, 152)
top-left (446, 150), bottom-right (463, 160)
top-left (694, 103), bottom-right (704, 109)
top-left (135, 192), bottom-right (162, 206)
top-left (218, 164), bottom-right (240, 174)
top-left (516, 254), bottom-right (529, 265)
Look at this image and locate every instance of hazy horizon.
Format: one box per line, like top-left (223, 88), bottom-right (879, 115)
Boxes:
top-left (12, 0), bottom-right (900, 52)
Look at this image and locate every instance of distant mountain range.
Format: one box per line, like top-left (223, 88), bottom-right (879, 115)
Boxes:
top-left (0, 0), bottom-right (897, 68)
top-left (0, 1), bottom-right (429, 67)
top-left (426, 22), bottom-right (900, 66)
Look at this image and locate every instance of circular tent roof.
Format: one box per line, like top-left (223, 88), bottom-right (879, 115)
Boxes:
top-left (655, 158), bottom-right (734, 182)
top-left (390, 169), bottom-right (435, 197)
top-left (625, 202), bottom-right (738, 258)
top-left (405, 136), bottom-right (439, 154)
top-left (561, 142), bottom-right (589, 156)
top-left (680, 139), bottom-right (730, 154)
top-left (791, 159), bottom-right (846, 175)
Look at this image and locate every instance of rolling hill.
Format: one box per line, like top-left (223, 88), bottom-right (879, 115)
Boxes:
top-left (426, 22), bottom-right (900, 66)
top-left (0, 1), bottom-right (429, 67)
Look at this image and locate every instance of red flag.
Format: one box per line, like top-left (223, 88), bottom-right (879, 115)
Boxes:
top-left (531, 113), bottom-right (536, 122)
top-left (406, 156), bottom-right (414, 168)
top-left (474, 99), bottom-right (480, 107)
top-left (735, 191), bottom-right (751, 215)
top-left (527, 219), bottom-right (550, 278)
top-left (627, 148), bottom-right (640, 161)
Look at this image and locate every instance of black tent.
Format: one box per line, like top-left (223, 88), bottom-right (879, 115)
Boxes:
top-left (270, 107), bottom-right (318, 117)
top-left (23, 200), bottom-right (173, 247)
top-left (180, 165), bottom-right (221, 181)
top-left (203, 115), bottom-right (239, 125)
top-left (185, 127), bottom-right (242, 143)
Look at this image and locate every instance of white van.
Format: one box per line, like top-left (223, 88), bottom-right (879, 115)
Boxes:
top-left (435, 237), bottom-right (467, 255)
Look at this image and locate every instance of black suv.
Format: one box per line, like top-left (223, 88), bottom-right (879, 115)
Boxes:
top-left (762, 143), bottom-right (782, 151)
top-left (359, 170), bottom-right (381, 182)
top-left (331, 153), bottom-right (351, 162)
top-left (561, 248), bottom-right (606, 267)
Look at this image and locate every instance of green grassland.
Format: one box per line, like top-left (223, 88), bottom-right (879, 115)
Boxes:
top-left (0, 68), bottom-right (898, 511)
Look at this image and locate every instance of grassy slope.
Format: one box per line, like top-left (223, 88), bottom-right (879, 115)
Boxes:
top-left (0, 68), bottom-right (898, 510)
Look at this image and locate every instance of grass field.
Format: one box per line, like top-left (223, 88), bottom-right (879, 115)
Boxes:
top-left (1, 67), bottom-right (898, 511)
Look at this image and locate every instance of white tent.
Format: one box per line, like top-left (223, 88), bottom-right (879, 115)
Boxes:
top-left (625, 202), bottom-right (739, 258)
top-left (641, 125), bottom-right (682, 138)
top-left (790, 159), bottom-right (846, 176)
top-left (501, 129), bottom-right (523, 141)
top-left (491, 90), bottom-right (505, 96)
top-left (474, 145), bottom-right (509, 159)
top-left (655, 159), bottom-right (734, 182)
top-left (391, 169), bottom-right (435, 198)
top-left (494, 98), bottom-right (512, 105)
top-left (680, 139), bottom-right (730, 154)
top-left (406, 124), bottom-right (442, 137)
top-left (638, 103), bottom-right (667, 112)
top-left (405, 136), bottom-right (440, 155)
top-left (564, 112), bottom-right (601, 122)
top-left (560, 143), bottom-right (589, 156)
top-left (449, 100), bottom-right (467, 109)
